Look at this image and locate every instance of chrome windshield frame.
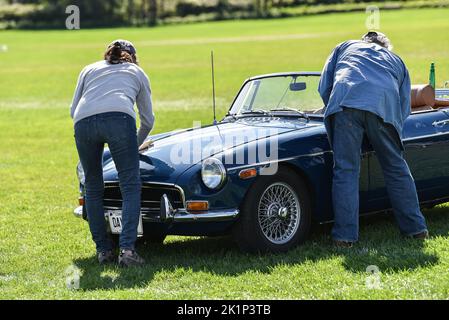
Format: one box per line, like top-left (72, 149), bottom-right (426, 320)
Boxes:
top-left (226, 71), bottom-right (322, 117)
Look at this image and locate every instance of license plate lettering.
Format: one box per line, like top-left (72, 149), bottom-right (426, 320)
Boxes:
top-left (107, 210), bottom-right (143, 235)
top-left (111, 216), bottom-right (121, 229)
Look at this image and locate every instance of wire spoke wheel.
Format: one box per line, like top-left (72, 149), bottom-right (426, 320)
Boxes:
top-left (233, 167), bottom-right (311, 253)
top-left (258, 182), bottom-right (300, 245)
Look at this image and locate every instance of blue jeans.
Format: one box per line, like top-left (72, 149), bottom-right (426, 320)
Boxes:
top-left (75, 112), bottom-right (141, 252)
top-left (329, 108), bottom-right (428, 242)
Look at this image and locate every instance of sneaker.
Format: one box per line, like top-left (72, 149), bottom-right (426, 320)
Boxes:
top-left (98, 250), bottom-right (115, 265)
top-left (333, 240), bottom-right (354, 248)
top-left (118, 250), bottom-right (145, 267)
top-left (412, 230), bottom-right (429, 240)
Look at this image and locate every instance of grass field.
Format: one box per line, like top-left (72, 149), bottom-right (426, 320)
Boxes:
top-left (1, 8), bottom-right (449, 299)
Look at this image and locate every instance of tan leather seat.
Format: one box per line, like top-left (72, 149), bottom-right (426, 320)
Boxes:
top-left (411, 84), bottom-right (435, 110)
top-left (411, 84), bottom-right (449, 112)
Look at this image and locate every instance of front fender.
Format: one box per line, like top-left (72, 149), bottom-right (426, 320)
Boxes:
top-left (175, 161), bottom-right (252, 210)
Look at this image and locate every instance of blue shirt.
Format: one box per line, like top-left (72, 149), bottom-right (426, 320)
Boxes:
top-left (318, 40), bottom-right (411, 138)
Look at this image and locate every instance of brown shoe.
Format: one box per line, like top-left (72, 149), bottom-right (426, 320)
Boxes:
top-left (333, 240), bottom-right (354, 248)
top-left (412, 230), bottom-right (429, 239)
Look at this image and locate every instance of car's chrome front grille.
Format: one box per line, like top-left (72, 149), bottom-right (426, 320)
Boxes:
top-left (103, 182), bottom-right (184, 213)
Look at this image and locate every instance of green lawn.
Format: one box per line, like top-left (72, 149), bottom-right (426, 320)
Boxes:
top-left (1, 8), bottom-right (449, 299)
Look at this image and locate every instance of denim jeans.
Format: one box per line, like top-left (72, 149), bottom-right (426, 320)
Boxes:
top-left (75, 112), bottom-right (141, 252)
top-left (329, 108), bottom-right (428, 242)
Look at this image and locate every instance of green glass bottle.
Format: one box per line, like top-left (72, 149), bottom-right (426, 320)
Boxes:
top-left (429, 62), bottom-right (436, 89)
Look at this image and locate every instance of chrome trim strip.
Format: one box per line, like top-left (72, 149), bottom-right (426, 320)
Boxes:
top-left (319, 196), bottom-right (449, 225)
top-left (104, 206), bottom-right (157, 214)
top-left (104, 199), bottom-right (159, 203)
top-left (227, 150), bottom-right (333, 172)
top-left (103, 198), bottom-right (183, 205)
top-left (402, 131), bottom-right (449, 142)
top-left (248, 71), bottom-right (321, 81)
top-left (419, 195), bottom-right (449, 206)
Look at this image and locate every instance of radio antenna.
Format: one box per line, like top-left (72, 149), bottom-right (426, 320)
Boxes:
top-left (211, 50), bottom-right (217, 125)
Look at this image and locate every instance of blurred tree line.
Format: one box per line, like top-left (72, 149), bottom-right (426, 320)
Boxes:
top-left (0, 0), bottom-right (442, 29)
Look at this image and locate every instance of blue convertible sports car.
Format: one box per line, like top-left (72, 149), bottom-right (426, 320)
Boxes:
top-left (74, 71), bottom-right (449, 252)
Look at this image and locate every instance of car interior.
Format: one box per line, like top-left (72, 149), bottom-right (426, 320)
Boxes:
top-left (307, 83), bottom-right (449, 115)
top-left (411, 84), bottom-right (449, 113)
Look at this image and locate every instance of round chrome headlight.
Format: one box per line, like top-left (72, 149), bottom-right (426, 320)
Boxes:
top-left (201, 158), bottom-right (226, 189)
top-left (76, 162), bottom-right (85, 185)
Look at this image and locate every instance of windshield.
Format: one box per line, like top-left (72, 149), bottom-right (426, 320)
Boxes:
top-left (229, 74), bottom-right (324, 115)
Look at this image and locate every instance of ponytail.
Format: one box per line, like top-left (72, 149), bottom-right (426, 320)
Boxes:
top-left (108, 42), bottom-right (122, 64)
top-left (104, 41), bottom-right (137, 65)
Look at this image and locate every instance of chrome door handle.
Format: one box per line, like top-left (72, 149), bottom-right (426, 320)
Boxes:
top-left (432, 119), bottom-right (449, 127)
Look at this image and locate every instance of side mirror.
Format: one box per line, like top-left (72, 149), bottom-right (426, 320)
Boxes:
top-left (290, 82), bottom-right (306, 91)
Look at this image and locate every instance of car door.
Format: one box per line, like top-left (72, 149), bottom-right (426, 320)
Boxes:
top-left (367, 109), bottom-right (449, 211)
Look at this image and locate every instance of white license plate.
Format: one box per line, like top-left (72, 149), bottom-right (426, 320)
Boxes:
top-left (106, 210), bottom-right (143, 235)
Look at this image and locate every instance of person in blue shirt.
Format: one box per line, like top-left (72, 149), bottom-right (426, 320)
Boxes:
top-left (318, 31), bottom-right (428, 247)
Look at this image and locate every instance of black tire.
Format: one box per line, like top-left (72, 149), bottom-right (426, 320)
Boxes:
top-left (232, 167), bottom-right (312, 253)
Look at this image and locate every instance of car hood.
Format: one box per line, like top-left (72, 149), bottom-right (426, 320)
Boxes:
top-left (102, 117), bottom-right (321, 183)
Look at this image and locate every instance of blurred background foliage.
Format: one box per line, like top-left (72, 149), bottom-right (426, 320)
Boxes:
top-left (1, 0), bottom-right (449, 29)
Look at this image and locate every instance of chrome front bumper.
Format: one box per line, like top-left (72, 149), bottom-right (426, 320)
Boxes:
top-left (161, 208), bottom-right (239, 222)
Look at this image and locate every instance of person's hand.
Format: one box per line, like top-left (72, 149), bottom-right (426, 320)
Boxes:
top-left (139, 139), bottom-right (154, 153)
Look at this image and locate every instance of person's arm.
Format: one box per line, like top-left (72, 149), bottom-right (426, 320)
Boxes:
top-left (399, 65), bottom-right (411, 122)
top-left (70, 67), bottom-right (87, 118)
top-left (318, 44), bottom-right (340, 106)
top-left (136, 72), bottom-right (155, 146)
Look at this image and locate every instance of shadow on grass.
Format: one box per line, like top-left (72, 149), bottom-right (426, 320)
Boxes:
top-left (73, 205), bottom-right (449, 291)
